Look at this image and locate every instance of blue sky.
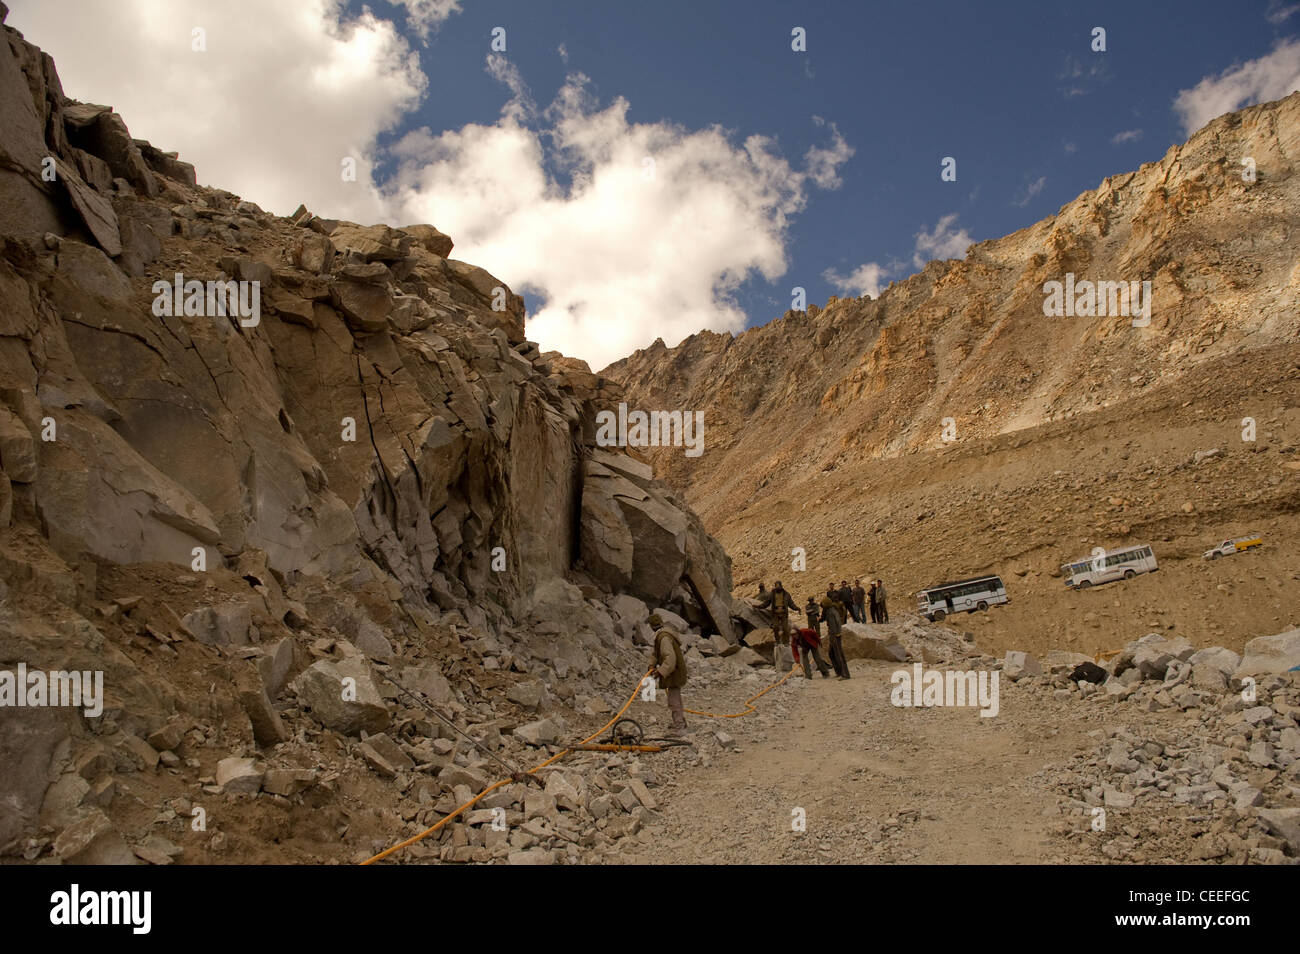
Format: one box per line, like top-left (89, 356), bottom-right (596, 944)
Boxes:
top-left (11, 0), bottom-right (1300, 367)
top-left (373, 0), bottom-right (1297, 330)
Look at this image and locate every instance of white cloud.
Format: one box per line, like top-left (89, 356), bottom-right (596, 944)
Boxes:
top-left (7, 0), bottom-right (423, 222)
top-left (1110, 128), bottom-right (1143, 144)
top-left (385, 71), bottom-right (851, 369)
top-left (912, 213), bottom-right (972, 267)
top-left (485, 54), bottom-right (535, 124)
top-left (1013, 175), bottom-right (1047, 207)
top-left (825, 213), bottom-right (973, 298)
top-left (1058, 54), bottom-right (1109, 98)
top-left (1266, 1), bottom-right (1300, 24)
top-left (8, 0), bottom-right (851, 371)
top-left (804, 117), bottom-right (852, 189)
top-left (386, 0), bottom-right (462, 38)
top-left (823, 263), bottom-right (888, 298)
top-left (1173, 38), bottom-right (1300, 134)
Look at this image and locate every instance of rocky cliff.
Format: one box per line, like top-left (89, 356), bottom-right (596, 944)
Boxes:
top-left (0, 12), bottom-right (734, 862)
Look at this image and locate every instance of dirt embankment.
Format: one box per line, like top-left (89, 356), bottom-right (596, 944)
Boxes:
top-left (713, 344), bottom-right (1300, 661)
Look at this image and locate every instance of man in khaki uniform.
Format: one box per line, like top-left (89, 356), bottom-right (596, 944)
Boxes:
top-left (763, 580), bottom-right (797, 646)
top-left (649, 616), bottom-right (689, 736)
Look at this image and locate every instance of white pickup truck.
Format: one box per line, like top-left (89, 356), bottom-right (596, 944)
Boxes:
top-left (1203, 535), bottom-right (1263, 560)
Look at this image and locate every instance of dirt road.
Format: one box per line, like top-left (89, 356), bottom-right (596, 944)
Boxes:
top-left (610, 658), bottom-right (1100, 864)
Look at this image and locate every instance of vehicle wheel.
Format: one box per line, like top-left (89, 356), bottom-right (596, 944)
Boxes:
top-left (977, 601), bottom-right (988, 611)
top-left (1077, 581), bottom-right (1091, 589)
top-left (1210, 552), bottom-right (1219, 560)
top-left (1124, 569), bottom-right (1136, 579)
top-left (932, 610), bottom-right (946, 621)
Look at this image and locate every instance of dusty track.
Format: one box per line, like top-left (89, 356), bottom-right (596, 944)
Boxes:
top-left (611, 658), bottom-right (1101, 864)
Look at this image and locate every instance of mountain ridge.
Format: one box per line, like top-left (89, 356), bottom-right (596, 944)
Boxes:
top-left (604, 90), bottom-right (1300, 658)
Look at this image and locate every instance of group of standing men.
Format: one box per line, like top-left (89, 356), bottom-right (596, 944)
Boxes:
top-left (756, 578), bottom-right (889, 681)
top-left (828, 578), bottom-right (889, 624)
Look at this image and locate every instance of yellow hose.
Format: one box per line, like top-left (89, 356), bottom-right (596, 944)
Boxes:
top-left (361, 661), bottom-right (799, 865)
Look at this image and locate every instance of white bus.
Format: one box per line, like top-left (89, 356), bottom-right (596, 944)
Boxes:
top-left (917, 575), bottom-right (1009, 621)
top-left (1062, 544), bottom-right (1158, 589)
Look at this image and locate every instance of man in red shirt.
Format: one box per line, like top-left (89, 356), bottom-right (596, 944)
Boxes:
top-left (792, 626), bottom-right (831, 679)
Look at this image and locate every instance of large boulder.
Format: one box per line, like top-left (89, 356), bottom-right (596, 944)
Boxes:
top-left (1130, 634), bottom-right (1195, 679)
top-left (841, 623), bottom-right (908, 662)
top-left (1235, 628), bottom-right (1300, 678)
top-left (1002, 650), bottom-right (1043, 679)
top-left (745, 627), bottom-right (775, 654)
top-left (216, 756), bottom-right (265, 794)
top-left (609, 593), bottom-right (649, 632)
top-left (578, 449), bottom-right (733, 639)
top-left (1189, 646), bottom-right (1241, 676)
top-left (52, 809), bottom-right (137, 865)
top-left (292, 658), bottom-right (390, 736)
top-left (329, 275), bottom-right (391, 331)
top-left (730, 597), bottom-right (769, 635)
top-left (0, 703), bottom-right (69, 849)
top-left (401, 223), bottom-right (453, 258)
top-left (1256, 808), bottom-right (1300, 855)
top-left (330, 223), bottom-right (409, 263)
top-left (182, 601), bottom-right (252, 647)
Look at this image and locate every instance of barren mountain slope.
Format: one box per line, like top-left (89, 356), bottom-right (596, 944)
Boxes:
top-left (605, 93), bottom-right (1300, 659)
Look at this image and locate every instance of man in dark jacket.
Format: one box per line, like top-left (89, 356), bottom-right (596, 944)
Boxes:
top-left (804, 596), bottom-right (822, 636)
top-left (820, 588), bottom-right (851, 679)
top-left (837, 580), bottom-right (853, 615)
top-left (851, 579), bottom-right (867, 623)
